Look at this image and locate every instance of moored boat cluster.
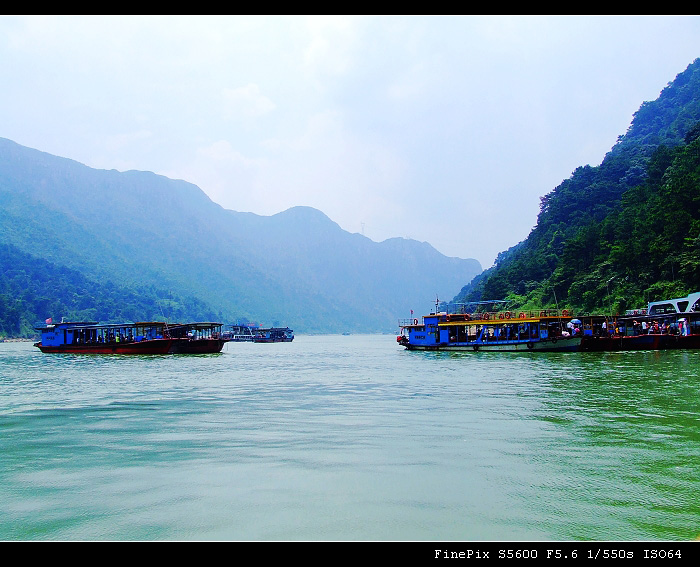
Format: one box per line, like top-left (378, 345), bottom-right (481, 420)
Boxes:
top-left (397, 292), bottom-right (700, 352)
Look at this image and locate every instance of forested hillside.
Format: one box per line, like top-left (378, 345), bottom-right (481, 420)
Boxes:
top-left (454, 58), bottom-right (700, 315)
top-left (0, 139), bottom-right (480, 338)
top-left (0, 243), bottom-right (220, 337)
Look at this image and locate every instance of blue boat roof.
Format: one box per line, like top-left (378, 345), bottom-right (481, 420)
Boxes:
top-left (35, 321), bottom-right (172, 331)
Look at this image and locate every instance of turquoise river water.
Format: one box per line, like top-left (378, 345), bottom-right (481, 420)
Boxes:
top-left (0, 335), bottom-right (698, 541)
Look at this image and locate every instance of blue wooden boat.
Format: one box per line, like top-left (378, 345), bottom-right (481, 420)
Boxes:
top-left (34, 320), bottom-right (227, 354)
top-left (34, 321), bottom-right (177, 354)
top-left (398, 301), bottom-right (582, 352)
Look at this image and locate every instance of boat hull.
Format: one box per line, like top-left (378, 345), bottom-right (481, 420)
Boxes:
top-left (580, 333), bottom-right (700, 351)
top-left (35, 339), bottom-right (176, 355)
top-left (404, 337), bottom-right (582, 352)
top-left (169, 339), bottom-right (228, 353)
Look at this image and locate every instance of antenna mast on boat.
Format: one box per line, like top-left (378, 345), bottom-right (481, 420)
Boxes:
top-left (157, 296), bottom-right (171, 336)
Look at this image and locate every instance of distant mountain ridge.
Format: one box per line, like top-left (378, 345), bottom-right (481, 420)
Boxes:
top-left (0, 137), bottom-right (481, 335)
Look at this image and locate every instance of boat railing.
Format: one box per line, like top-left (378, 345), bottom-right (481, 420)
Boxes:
top-left (400, 309), bottom-right (575, 327)
top-left (447, 308), bottom-right (574, 322)
top-left (624, 308), bottom-right (648, 316)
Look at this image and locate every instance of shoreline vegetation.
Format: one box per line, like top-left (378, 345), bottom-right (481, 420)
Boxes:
top-left (454, 59), bottom-right (700, 316)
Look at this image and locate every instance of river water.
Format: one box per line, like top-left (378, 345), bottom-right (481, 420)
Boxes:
top-left (1, 336), bottom-right (698, 541)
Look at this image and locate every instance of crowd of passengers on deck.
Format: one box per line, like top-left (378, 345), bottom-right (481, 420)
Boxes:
top-left (72, 329), bottom-right (163, 344)
top-left (449, 322), bottom-right (560, 343)
top-left (591, 318), bottom-right (694, 337)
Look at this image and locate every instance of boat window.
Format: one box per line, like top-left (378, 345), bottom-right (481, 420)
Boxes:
top-left (677, 301), bottom-right (689, 312)
top-left (649, 303), bottom-right (675, 315)
top-left (691, 300), bottom-right (700, 312)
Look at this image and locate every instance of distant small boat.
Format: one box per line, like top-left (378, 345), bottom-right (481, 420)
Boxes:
top-left (222, 323), bottom-right (258, 342)
top-left (223, 323), bottom-right (294, 343)
top-left (253, 327), bottom-right (294, 343)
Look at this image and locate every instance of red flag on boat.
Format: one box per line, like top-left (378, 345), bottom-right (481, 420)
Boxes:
top-left (45, 317), bottom-right (52, 324)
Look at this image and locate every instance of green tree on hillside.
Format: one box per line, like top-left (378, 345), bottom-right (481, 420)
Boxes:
top-left (454, 58), bottom-right (700, 314)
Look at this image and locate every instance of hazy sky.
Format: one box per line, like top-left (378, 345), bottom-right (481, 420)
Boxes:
top-left (2, 16), bottom-right (699, 268)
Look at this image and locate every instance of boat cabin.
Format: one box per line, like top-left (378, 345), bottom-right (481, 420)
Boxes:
top-left (646, 291), bottom-right (700, 316)
top-left (36, 321), bottom-right (169, 347)
top-left (167, 322), bottom-right (223, 340)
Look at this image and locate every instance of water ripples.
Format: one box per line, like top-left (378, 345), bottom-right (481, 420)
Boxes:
top-left (1, 338), bottom-right (698, 540)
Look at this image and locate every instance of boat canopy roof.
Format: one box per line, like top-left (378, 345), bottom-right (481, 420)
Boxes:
top-left (647, 291), bottom-right (700, 315)
top-left (448, 300), bottom-right (510, 314)
top-left (34, 321), bottom-right (96, 330)
top-left (36, 321), bottom-right (181, 331)
top-left (167, 322), bottom-right (223, 329)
